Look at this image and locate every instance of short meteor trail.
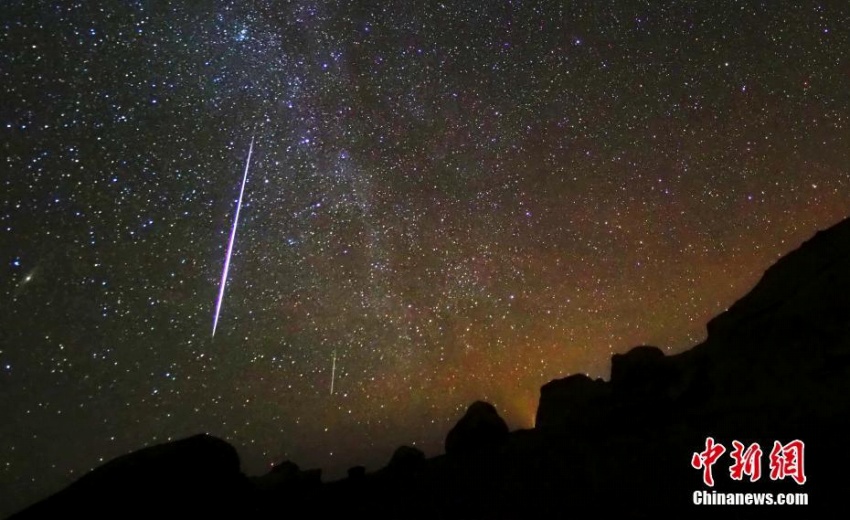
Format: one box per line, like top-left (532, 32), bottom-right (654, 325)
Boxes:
top-left (212, 137), bottom-right (254, 338)
top-left (330, 350), bottom-right (337, 395)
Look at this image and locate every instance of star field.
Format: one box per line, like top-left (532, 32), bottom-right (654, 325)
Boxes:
top-left (2, 1), bottom-right (849, 515)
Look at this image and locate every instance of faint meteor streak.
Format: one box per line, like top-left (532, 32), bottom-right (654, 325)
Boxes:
top-left (330, 350), bottom-right (337, 395)
top-left (212, 137), bottom-right (254, 338)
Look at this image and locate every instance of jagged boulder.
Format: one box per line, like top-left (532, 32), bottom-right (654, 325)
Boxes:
top-left (387, 445), bottom-right (425, 473)
top-left (611, 345), bottom-right (679, 397)
top-left (610, 345), bottom-right (664, 388)
top-left (535, 373), bottom-right (612, 431)
top-left (609, 345), bottom-right (683, 427)
top-left (445, 401), bottom-right (509, 456)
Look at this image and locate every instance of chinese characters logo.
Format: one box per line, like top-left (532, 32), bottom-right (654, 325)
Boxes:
top-left (691, 438), bottom-right (806, 487)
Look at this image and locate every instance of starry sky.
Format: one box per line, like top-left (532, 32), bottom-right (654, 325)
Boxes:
top-left (2, 0), bottom-right (849, 515)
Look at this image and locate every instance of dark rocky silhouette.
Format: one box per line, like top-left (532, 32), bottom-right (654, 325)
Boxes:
top-left (445, 400), bottom-right (510, 456)
top-left (610, 344), bottom-right (666, 392)
top-left (386, 445), bottom-right (426, 473)
top-left (8, 434), bottom-right (253, 519)
top-left (536, 373), bottom-right (611, 432)
top-left (10, 216), bottom-right (850, 519)
top-left (251, 460), bottom-right (303, 491)
top-left (249, 459), bottom-right (322, 509)
top-left (347, 465), bottom-right (366, 480)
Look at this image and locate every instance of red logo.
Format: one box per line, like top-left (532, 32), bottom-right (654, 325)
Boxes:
top-left (729, 440), bottom-right (763, 482)
top-left (769, 440), bottom-right (806, 485)
top-left (692, 438), bottom-right (805, 486)
top-left (691, 437), bottom-right (726, 487)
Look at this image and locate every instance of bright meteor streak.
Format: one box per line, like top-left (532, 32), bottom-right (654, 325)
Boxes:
top-left (212, 137), bottom-right (254, 338)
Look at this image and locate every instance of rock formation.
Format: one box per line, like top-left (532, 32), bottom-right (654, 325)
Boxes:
top-left (444, 401), bottom-right (510, 456)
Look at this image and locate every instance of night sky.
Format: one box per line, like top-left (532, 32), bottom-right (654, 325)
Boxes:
top-left (2, 0), bottom-right (849, 515)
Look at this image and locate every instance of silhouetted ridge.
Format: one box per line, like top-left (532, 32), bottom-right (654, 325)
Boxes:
top-left (9, 434), bottom-right (252, 519)
top-left (706, 217), bottom-right (850, 343)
